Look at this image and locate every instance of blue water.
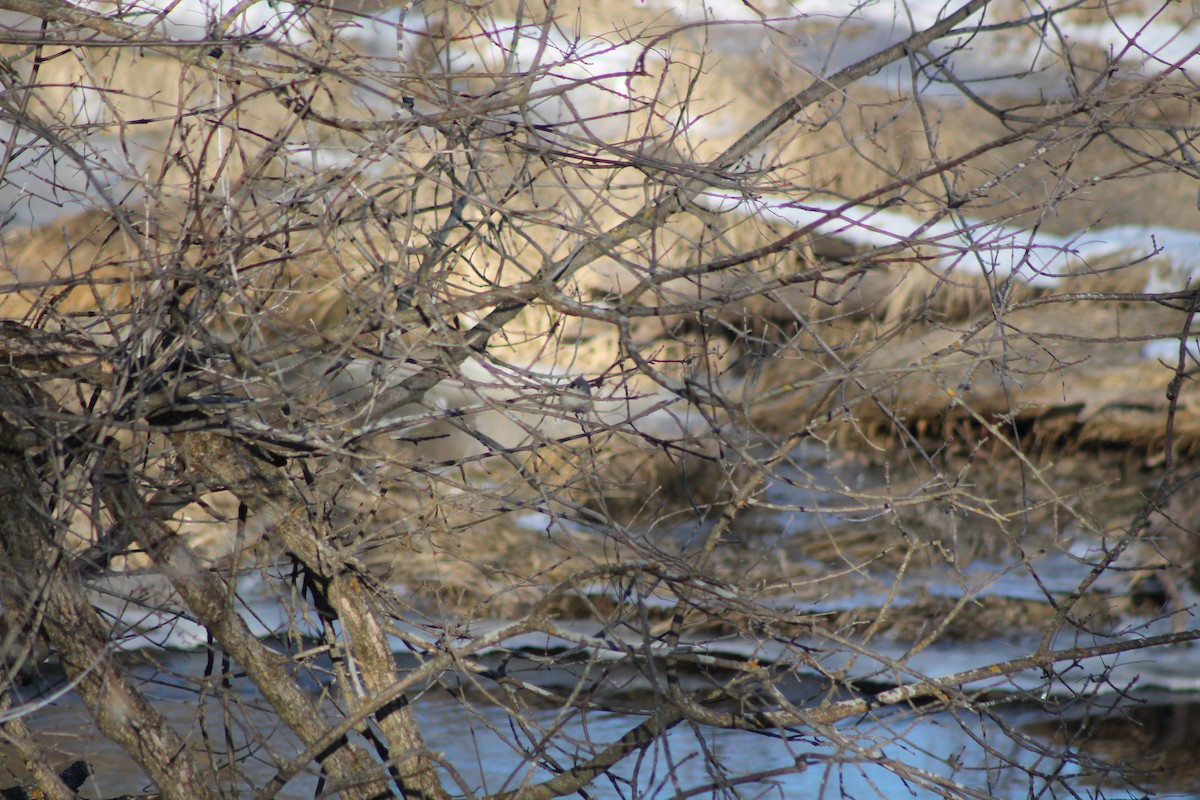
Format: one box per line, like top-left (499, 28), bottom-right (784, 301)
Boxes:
top-left (11, 650), bottom-right (1195, 800)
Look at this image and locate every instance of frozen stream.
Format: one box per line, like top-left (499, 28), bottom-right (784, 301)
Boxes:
top-left (9, 440), bottom-right (1200, 799)
top-left (12, 647), bottom-right (1200, 799)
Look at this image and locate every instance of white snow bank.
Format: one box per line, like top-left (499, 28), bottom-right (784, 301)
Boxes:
top-left (652, 0), bottom-right (1197, 100)
top-left (701, 190), bottom-right (1200, 288)
top-left (1142, 338), bottom-right (1200, 364)
top-left (701, 189), bottom-right (1200, 361)
top-left (80, 0), bottom-right (306, 41)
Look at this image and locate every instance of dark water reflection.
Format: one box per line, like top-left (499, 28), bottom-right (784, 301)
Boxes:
top-left (1021, 692), bottom-right (1200, 797)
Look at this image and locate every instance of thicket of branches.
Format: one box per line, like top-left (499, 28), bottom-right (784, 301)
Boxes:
top-left (1, 0), bottom-right (1199, 797)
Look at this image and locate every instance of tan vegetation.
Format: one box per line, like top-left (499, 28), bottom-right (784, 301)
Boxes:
top-left (2, 0), bottom-right (1200, 798)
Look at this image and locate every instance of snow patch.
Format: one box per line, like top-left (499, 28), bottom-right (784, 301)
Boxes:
top-left (703, 190), bottom-right (1200, 288)
top-left (702, 189), bottom-right (1200, 363)
top-left (80, 0), bottom-right (307, 41)
top-left (648, 1), bottom-right (1197, 100)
